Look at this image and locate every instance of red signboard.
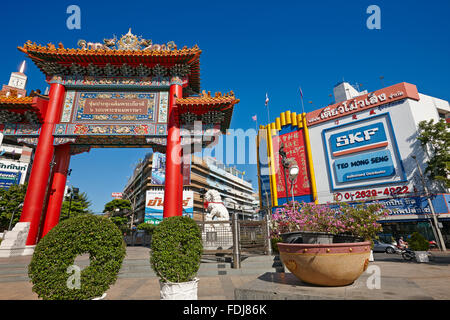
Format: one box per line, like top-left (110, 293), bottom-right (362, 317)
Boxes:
top-left (272, 130), bottom-right (311, 199)
top-left (111, 192), bottom-right (123, 198)
top-left (305, 82), bottom-right (420, 126)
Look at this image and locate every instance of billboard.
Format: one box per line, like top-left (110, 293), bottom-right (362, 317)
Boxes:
top-left (322, 113), bottom-right (406, 191)
top-left (151, 152), bottom-right (166, 184)
top-left (0, 160), bottom-right (29, 189)
top-left (0, 171), bottom-right (22, 189)
top-left (150, 152), bottom-right (191, 185)
top-left (144, 189), bottom-right (194, 224)
top-left (272, 129), bottom-right (312, 199)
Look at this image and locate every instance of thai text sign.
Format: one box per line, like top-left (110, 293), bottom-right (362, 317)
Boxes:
top-left (331, 195), bottom-right (450, 217)
top-left (306, 82), bottom-right (420, 126)
top-left (84, 99), bottom-right (148, 114)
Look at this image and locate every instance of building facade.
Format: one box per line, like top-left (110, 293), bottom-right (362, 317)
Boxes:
top-left (258, 81), bottom-right (450, 244)
top-left (0, 63), bottom-right (34, 189)
top-left (122, 152), bottom-right (259, 226)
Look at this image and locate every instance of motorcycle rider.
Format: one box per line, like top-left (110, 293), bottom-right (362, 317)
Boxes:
top-left (398, 236), bottom-right (408, 250)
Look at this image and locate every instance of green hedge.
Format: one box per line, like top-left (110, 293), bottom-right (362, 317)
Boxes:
top-left (28, 214), bottom-right (126, 300)
top-left (150, 216), bottom-right (202, 283)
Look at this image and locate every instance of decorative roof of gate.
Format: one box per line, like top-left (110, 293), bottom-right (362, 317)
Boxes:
top-left (18, 29), bottom-right (202, 93)
top-left (0, 91), bottom-right (48, 124)
top-left (176, 91), bottom-right (239, 133)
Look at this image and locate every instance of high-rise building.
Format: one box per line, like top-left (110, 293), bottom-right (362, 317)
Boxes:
top-left (0, 62), bottom-right (34, 189)
top-left (122, 152), bottom-right (259, 226)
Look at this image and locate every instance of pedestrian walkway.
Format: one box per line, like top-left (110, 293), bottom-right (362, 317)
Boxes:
top-left (0, 247), bottom-right (449, 300)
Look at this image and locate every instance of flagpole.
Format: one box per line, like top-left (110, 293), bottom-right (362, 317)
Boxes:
top-left (299, 87), bottom-right (305, 114)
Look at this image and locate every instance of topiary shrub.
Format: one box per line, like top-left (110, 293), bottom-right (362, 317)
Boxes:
top-left (28, 214), bottom-right (126, 300)
top-left (150, 216), bottom-right (202, 283)
top-left (408, 232), bottom-right (430, 251)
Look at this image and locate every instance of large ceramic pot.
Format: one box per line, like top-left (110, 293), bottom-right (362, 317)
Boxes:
top-left (280, 231), bottom-right (334, 244)
top-left (277, 241), bottom-right (371, 287)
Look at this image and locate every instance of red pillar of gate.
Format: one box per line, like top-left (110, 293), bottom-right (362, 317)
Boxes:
top-left (20, 82), bottom-right (65, 245)
top-left (40, 144), bottom-right (71, 238)
top-left (163, 80), bottom-right (183, 218)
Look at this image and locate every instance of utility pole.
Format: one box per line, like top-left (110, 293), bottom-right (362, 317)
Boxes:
top-left (412, 155), bottom-right (447, 251)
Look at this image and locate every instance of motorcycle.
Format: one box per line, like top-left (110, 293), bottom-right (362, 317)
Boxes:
top-left (400, 248), bottom-right (415, 261)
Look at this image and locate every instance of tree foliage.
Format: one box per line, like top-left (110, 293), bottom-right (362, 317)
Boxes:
top-left (59, 191), bottom-right (92, 221)
top-left (0, 183), bottom-right (27, 231)
top-left (408, 232), bottom-right (430, 251)
top-left (417, 119), bottom-right (450, 189)
top-left (103, 199), bottom-right (132, 215)
top-left (137, 222), bottom-right (157, 235)
top-left (103, 199), bottom-right (132, 232)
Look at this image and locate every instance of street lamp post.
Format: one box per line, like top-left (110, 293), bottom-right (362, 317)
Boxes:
top-left (67, 187), bottom-right (79, 219)
top-left (279, 143), bottom-right (290, 204)
top-left (287, 160), bottom-right (299, 207)
top-left (8, 202), bottom-right (23, 231)
top-left (411, 155), bottom-right (447, 251)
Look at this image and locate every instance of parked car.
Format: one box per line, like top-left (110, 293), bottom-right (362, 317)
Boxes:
top-left (372, 239), bottom-right (398, 254)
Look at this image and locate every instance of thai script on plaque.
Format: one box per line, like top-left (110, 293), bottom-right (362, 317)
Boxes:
top-left (84, 99), bottom-right (148, 114)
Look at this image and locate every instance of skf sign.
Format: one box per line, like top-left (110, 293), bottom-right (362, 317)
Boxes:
top-left (330, 122), bottom-right (388, 157)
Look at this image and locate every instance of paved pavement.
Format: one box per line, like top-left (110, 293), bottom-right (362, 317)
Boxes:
top-left (0, 247), bottom-right (449, 300)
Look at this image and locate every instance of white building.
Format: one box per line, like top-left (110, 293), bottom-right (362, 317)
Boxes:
top-left (306, 81), bottom-right (450, 242)
top-left (0, 62), bottom-right (33, 189)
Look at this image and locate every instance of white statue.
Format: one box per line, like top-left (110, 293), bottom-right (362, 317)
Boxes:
top-left (202, 189), bottom-right (233, 249)
top-left (204, 189), bottom-right (229, 222)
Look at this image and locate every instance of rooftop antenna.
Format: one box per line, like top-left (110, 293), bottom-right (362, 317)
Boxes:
top-left (19, 61), bottom-right (26, 73)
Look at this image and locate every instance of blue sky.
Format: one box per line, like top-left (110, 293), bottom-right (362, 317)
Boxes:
top-left (1, 0), bottom-right (449, 213)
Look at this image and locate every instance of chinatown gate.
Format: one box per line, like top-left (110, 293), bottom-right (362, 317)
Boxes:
top-left (0, 30), bottom-right (239, 257)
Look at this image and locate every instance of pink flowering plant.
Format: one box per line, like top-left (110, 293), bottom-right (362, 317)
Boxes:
top-left (271, 201), bottom-right (389, 241)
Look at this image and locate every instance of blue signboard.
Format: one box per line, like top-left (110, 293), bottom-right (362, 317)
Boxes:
top-left (322, 113), bottom-right (407, 191)
top-left (0, 171), bottom-right (21, 189)
top-left (330, 194), bottom-right (450, 218)
top-left (329, 122), bottom-right (388, 157)
top-left (333, 149), bottom-right (396, 183)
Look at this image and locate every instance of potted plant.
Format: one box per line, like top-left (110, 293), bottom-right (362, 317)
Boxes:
top-left (28, 215), bottom-right (126, 300)
top-left (273, 201), bottom-right (388, 286)
top-left (408, 232), bottom-right (430, 263)
top-left (150, 216), bottom-right (203, 300)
